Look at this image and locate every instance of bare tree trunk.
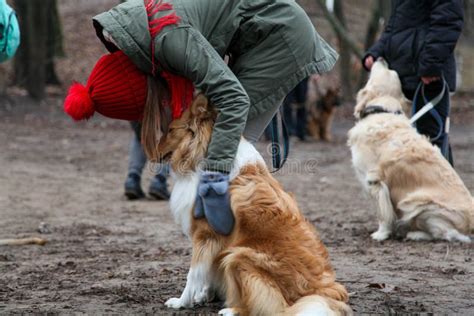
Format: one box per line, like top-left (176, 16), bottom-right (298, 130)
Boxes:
top-left (334, 0), bottom-right (353, 99)
top-left (14, 0), bottom-right (61, 99)
top-left (26, 1), bottom-right (47, 99)
top-left (13, 0), bottom-right (28, 87)
top-left (0, 65), bottom-right (7, 96)
top-left (357, 0), bottom-right (384, 89)
top-left (315, 0), bottom-right (363, 58)
top-left (381, 0), bottom-right (392, 22)
top-left (463, 0), bottom-right (473, 37)
top-left (46, 0), bottom-right (63, 85)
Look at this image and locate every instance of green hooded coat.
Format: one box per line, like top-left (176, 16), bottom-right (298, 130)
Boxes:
top-left (93, 0), bottom-right (338, 173)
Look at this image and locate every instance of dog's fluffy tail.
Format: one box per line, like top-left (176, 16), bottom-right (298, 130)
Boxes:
top-left (283, 295), bottom-right (352, 316)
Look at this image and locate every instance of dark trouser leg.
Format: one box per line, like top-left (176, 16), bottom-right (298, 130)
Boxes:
top-left (283, 99), bottom-right (295, 136)
top-left (405, 81), bottom-right (453, 166)
top-left (295, 102), bottom-right (307, 141)
top-left (244, 98), bottom-right (285, 143)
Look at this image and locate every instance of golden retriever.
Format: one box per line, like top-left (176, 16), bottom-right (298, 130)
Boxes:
top-left (348, 59), bottom-right (473, 242)
top-left (158, 95), bottom-right (351, 315)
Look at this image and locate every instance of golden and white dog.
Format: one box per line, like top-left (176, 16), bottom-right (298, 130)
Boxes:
top-left (348, 60), bottom-right (473, 242)
top-left (158, 96), bottom-right (351, 315)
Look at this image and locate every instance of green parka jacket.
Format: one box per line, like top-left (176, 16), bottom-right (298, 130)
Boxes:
top-left (94, 0), bottom-right (337, 173)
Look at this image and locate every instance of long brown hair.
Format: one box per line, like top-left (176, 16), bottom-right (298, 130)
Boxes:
top-left (141, 76), bottom-right (170, 162)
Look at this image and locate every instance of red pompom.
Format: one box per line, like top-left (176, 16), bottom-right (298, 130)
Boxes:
top-left (64, 83), bottom-right (95, 121)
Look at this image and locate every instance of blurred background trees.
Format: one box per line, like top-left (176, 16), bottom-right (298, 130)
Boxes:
top-left (0, 0), bottom-right (472, 102)
top-left (13, 0), bottom-right (63, 100)
top-left (304, 0), bottom-right (473, 101)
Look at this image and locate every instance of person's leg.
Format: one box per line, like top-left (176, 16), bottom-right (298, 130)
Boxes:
top-left (283, 99), bottom-right (295, 136)
top-left (125, 122), bottom-right (147, 199)
top-left (410, 81), bottom-right (453, 165)
top-left (149, 162), bottom-right (171, 200)
top-left (128, 130), bottom-right (147, 176)
top-left (243, 99), bottom-right (284, 143)
top-left (295, 102), bottom-right (307, 141)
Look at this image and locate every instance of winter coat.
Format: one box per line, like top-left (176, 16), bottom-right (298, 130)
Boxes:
top-left (364, 0), bottom-right (463, 92)
top-left (93, 0), bottom-right (337, 173)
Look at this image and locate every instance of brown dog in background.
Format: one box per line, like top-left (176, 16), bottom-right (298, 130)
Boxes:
top-left (307, 87), bottom-right (340, 142)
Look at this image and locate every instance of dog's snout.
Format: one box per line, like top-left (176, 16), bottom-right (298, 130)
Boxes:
top-left (376, 57), bottom-right (388, 67)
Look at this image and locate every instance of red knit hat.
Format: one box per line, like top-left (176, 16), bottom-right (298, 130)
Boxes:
top-left (64, 51), bottom-right (148, 121)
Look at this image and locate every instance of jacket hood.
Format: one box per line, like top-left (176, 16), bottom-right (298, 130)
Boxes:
top-left (93, 0), bottom-right (154, 74)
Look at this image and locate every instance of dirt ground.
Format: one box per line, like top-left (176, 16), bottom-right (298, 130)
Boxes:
top-left (0, 1), bottom-right (473, 314)
top-left (0, 95), bottom-right (472, 315)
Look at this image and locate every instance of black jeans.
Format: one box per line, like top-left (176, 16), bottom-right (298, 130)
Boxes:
top-left (283, 100), bottom-right (307, 140)
top-left (404, 80), bottom-right (453, 166)
top-left (282, 78), bottom-right (309, 141)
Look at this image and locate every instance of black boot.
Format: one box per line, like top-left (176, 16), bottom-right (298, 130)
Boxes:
top-left (124, 173), bottom-right (145, 200)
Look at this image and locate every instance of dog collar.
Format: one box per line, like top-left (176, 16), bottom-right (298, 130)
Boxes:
top-left (359, 105), bottom-right (402, 120)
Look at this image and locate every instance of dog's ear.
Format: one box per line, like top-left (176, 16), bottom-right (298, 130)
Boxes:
top-left (331, 87), bottom-right (341, 106)
top-left (190, 94), bottom-right (216, 121)
top-left (399, 96), bottom-right (412, 116)
top-left (354, 89), bottom-right (371, 119)
top-left (192, 95), bottom-right (217, 126)
top-left (190, 94), bottom-right (208, 115)
top-left (191, 94), bottom-right (208, 115)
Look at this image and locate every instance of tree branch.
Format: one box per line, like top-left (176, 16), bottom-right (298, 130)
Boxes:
top-left (315, 0), bottom-right (363, 59)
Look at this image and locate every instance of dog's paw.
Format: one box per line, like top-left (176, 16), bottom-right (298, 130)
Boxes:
top-left (455, 235), bottom-right (471, 243)
top-left (406, 231), bottom-right (432, 241)
top-left (165, 297), bottom-right (191, 309)
top-left (394, 220), bottom-right (409, 239)
top-left (193, 286), bottom-right (214, 304)
top-left (219, 307), bottom-right (240, 316)
top-left (371, 230), bottom-right (390, 241)
top-left (445, 230), bottom-right (471, 243)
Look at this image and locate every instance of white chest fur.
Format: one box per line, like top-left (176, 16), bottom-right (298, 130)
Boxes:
top-left (229, 138), bottom-right (265, 181)
top-left (169, 171), bottom-right (199, 238)
top-left (169, 138), bottom-right (264, 237)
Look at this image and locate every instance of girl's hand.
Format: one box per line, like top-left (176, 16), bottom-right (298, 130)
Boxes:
top-left (364, 55), bottom-right (375, 70)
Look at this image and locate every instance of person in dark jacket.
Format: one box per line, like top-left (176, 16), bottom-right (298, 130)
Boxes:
top-left (362, 0), bottom-right (464, 165)
top-left (283, 78), bottom-right (309, 141)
